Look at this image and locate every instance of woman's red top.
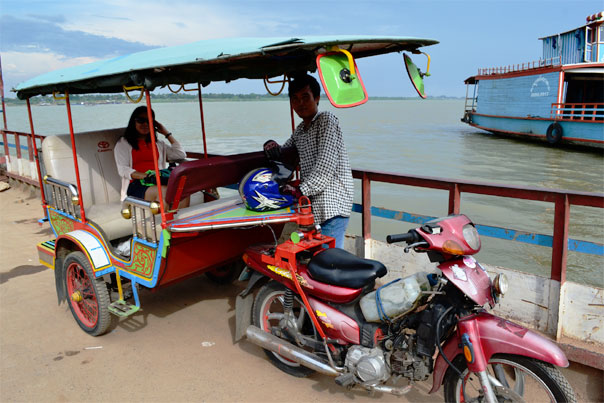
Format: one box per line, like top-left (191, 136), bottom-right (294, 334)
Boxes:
top-left (131, 138), bottom-right (158, 180)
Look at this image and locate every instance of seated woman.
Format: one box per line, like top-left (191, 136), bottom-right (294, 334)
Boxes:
top-left (114, 106), bottom-right (189, 208)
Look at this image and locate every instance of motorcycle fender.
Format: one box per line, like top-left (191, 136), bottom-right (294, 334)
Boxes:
top-left (429, 312), bottom-right (569, 394)
top-left (235, 271), bottom-right (266, 342)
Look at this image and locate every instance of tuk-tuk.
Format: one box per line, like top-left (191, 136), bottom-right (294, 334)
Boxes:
top-left (14, 36), bottom-right (437, 335)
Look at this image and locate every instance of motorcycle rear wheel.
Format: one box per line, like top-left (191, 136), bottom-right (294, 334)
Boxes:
top-left (443, 354), bottom-right (577, 403)
top-left (252, 281), bottom-right (320, 378)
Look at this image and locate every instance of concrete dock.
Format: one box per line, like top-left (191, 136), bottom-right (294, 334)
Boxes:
top-left (1, 183), bottom-right (602, 402)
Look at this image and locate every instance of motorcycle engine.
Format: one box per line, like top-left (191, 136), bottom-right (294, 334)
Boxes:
top-left (389, 333), bottom-right (432, 381)
top-left (345, 346), bottom-right (390, 385)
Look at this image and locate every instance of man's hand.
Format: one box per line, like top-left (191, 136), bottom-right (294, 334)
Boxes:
top-left (281, 184), bottom-right (302, 200)
top-left (263, 140), bottom-right (281, 161)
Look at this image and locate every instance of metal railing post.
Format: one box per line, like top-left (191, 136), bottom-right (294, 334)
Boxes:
top-left (551, 194), bottom-right (570, 284)
top-left (448, 183), bottom-right (461, 215)
top-left (362, 172), bottom-right (371, 258)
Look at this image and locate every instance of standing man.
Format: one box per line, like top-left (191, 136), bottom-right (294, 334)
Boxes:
top-left (264, 74), bottom-right (354, 248)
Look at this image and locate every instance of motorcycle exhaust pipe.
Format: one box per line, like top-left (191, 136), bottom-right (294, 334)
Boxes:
top-left (246, 325), bottom-right (340, 377)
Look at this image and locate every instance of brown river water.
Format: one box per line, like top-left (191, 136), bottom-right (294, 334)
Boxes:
top-left (4, 99), bottom-right (603, 286)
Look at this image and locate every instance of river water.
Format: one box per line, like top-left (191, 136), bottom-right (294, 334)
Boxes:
top-left (4, 100), bottom-right (604, 286)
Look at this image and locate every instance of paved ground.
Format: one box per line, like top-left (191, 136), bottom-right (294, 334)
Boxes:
top-left (1, 183), bottom-right (602, 402)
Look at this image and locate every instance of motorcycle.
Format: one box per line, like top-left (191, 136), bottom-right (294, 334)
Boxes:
top-left (235, 198), bottom-right (577, 402)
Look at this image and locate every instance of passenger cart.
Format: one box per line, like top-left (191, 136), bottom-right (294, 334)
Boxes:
top-left (14, 36), bottom-right (437, 335)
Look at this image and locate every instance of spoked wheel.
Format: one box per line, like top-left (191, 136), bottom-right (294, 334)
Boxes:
top-left (63, 251), bottom-right (111, 336)
top-left (443, 354), bottom-right (577, 403)
top-left (252, 281), bottom-right (320, 377)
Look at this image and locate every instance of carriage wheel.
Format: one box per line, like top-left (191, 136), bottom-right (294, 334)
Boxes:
top-left (63, 251), bottom-right (111, 336)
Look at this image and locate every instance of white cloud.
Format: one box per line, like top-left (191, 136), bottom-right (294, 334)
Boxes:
top-left (2, 51), bottom-right (100, 91)
top-left (59, 0), bottom-right (262, 47)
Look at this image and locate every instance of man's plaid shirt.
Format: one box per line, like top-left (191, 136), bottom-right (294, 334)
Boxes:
top-left (284, 111), bottom-right (354, 224)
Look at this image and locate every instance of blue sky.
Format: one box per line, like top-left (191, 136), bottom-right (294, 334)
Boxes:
top-left (1, 0), bottom-right (602, 98)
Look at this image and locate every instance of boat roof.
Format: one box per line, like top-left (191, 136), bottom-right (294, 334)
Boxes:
top-left (14, 35), bottom-right (438, 99)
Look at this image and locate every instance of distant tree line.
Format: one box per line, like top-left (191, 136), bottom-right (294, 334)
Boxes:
top-left (4, 92), bottom-right (461, 105)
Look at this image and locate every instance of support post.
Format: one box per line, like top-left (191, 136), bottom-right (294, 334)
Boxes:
top-left (448, 183), bottom-right (461, 215)
top-left (551, 194), bottom-right (569, 284)
top-left (26, 98), bottom-right (48, 217)
top-left (197, 83), bottom-right (208, 158)
top-left (64, 92), bottom-right (86, 222)
top-left (144, 90), bottom-right (167, 226)
top-left (362, 172), bottom-right (371, 258)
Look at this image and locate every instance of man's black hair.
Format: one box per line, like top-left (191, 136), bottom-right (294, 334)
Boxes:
top-left (288, 74), bottom-right (321, 98)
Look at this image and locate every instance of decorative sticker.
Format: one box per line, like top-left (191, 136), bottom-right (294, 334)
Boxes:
top-left (267, 264), bottom-right (292, 280)
top-left (530, 75), bottom-right (550, 98)
top-left (496, 318), bottom-right (529, 338)
top-left (463, 256), bottom-right (476, 269)
top-left (451, 264), bottom-right (468, 281)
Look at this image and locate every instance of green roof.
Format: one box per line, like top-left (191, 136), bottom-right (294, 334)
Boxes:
top-left (14, 35), bottom-right (438, 99)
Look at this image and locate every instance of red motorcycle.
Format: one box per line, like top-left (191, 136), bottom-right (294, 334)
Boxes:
top-left (236, 198), bottom-right (576, 402)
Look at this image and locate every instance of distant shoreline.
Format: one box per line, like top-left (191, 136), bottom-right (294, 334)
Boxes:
top-left (3, 93), bottom-right (463, 106)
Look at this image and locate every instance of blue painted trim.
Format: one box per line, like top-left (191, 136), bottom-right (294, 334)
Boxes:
top-left (352, 203), bottom-right (603, 256)
top-left (0, 142), bottom-right (30, 151)
top-left (131, 281), bottom-right (141, 307)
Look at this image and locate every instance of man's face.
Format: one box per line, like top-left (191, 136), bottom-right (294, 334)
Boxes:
top-left (290, 85), bottom-right (319, 121)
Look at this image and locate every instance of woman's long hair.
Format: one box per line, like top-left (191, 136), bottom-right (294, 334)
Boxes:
top-left (124, 106), bottom-right (156, 150)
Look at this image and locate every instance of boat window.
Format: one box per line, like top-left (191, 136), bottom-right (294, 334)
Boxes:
top-left (565, 74), bottom-right (604, 104)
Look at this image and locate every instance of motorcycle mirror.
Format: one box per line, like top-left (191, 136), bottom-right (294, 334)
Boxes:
top-left (404, 53), bottom-right (428, 99)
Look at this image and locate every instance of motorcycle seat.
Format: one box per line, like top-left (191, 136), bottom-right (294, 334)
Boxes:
top-left (308, 248), bottom-right (387, 289)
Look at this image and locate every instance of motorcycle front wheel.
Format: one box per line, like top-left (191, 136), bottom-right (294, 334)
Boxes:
top-left (252, 281), bottom-right (320, 378)
top-left (443, 354), bottom-right (577, 403)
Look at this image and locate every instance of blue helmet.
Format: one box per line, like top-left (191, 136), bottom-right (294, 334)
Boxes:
top-left (239, 167), bottom-right (295, 211)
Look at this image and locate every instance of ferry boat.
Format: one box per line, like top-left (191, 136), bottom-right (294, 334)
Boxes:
top-left (462, 11), bottom-right (604, 148)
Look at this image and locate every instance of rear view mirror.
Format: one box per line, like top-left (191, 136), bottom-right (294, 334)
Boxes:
top-left (317, 48), bottom-right (368, 108)
top-left (404, 53), bottom-right (430, 99)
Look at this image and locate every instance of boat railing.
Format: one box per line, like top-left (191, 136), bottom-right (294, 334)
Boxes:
top-left (551, 102), bottom-right (604, 121)
top-left (0, 129), bottom-right (43, 186)
top-left (1, 128), bottom-right (603, 282)
top-left (477, 56), bottom-right (561, 76)
top-left (352, 169), bottom-right (603, 284)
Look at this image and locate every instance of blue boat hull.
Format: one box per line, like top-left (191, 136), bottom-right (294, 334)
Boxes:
top-left (466, 113), bottom-right (604, 148)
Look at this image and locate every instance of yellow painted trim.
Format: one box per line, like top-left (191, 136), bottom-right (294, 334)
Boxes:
top-left (39, 259), bottom-right (54, 269)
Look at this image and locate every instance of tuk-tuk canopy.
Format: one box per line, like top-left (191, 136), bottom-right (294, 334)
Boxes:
top-left (14, 35), bottom-right (438, 99)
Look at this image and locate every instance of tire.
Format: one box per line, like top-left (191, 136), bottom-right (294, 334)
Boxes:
top-left (205, 260), bottom-right (244, 284)
top-left (443, 354), bottom-right (577, 403)
top-left (546, 122), bottom-right (563, 144)
top-left (63, 251), bottom-right (111, 336)
top-left (252, 281), bottom-right (319, 377)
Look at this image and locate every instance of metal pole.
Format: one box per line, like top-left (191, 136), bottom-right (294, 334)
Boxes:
top-left (64, 92), bottom-right (86, 222)
top-left (26, 98), bottom-right (48, 216)
top-left (362, 173), bottom-right (371, 258)
top-left (144, 90), bottom-right (167, 225)
top-left (197, 83), bottom-right (208, 158)
top-left (448, 183), bottom-right (460, 215)
top-left (551, 194), bottom-right (569, 284)
top-left (0, 55), bottom-right (7, 130)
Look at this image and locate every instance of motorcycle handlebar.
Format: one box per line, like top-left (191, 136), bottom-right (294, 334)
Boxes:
top-left (386, 231), bottom-right (419, 244)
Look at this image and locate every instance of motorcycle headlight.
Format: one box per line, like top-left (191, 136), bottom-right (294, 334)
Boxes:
top-left (493, 273), bottom-right (508, 296)
top-left (462, 224), bottom-right (481, 251)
